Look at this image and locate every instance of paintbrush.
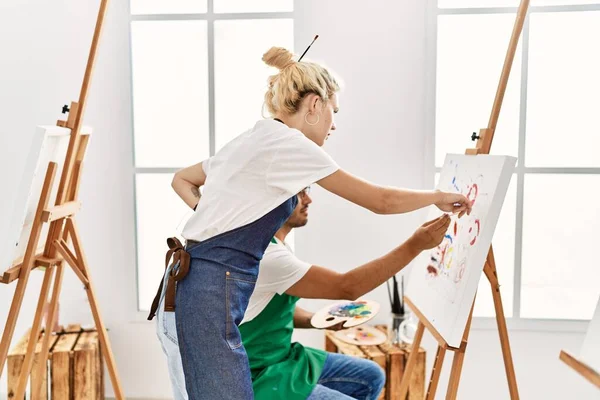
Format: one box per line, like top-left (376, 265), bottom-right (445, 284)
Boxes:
top-left (391, 275), bottom-right (403, 333)
top-left (392, 275), bottom-right (401, 314)
top-left (400, 275), bottom-right (405, 315)
top-left (298, 35), bottom-right (319, 61)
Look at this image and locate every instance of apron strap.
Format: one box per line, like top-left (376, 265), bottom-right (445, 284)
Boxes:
top-left (147, 237), bottom-right (191, 320)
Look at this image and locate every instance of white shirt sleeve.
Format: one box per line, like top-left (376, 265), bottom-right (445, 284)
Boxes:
top-left (201, 157), bottom-right (213, 175)
top-left (256, 243), bottom-right (312, 295)
top-left (267, 132), bottom-right (339, 195)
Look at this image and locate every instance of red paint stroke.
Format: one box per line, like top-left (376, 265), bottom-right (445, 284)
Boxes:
top-left (469, 219), bottom-right (481, 246)
top-left (453, 221), bottom-right (458, 236)
top-left (439, 245), bottom-right (447, 265)
top-left (467, 184), bottom-right (479, 206)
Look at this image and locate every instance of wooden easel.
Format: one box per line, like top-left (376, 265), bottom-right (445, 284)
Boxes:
top-left (559, 350), bottom-right (600, 390)
top-left (0, 1), bottom-right (124, 398)
top-left (398, 0), bottom-right (531, 398)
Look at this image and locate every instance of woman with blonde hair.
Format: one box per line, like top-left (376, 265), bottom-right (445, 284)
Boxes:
top-left (154, 45), bottom-right (471, 399)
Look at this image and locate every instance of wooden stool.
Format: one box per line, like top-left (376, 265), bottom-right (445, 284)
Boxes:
top-left (7, 324), bottom-right (104, 400)
top-left (325, 324), bottom-right (426, 400)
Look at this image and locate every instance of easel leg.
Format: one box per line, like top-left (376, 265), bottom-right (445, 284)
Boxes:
top-left (446, 298), bottom-right (476, 400)
top-left (426, 345), bottom-right (447, 400)
top-left (398, 322), bottom-right (425, 399)
top-left (14, 265), bottom-right (56, 399)
top-left (68, 219), bottom-right (125, 400)
top-left (31, 262), bottom-right (65, 399)
top-left (0, 163), bottom-right (57, 377)
top-left (0, 267), bottom-right (38, 377)
top-left (446, 340), bottom-right (468, 400)
top-left (485, 249), bottom-right (520, 399)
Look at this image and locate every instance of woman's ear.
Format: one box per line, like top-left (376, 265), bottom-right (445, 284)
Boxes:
top-left (305, 93), bottom-right (323, 114)
top-left (314, 96), bottom-right (325, 113)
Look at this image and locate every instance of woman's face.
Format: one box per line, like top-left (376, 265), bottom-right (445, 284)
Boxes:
top-left (306, 93), bottom-right (339, 146)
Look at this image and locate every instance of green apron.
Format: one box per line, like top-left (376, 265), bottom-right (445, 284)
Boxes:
top-left (239, 292), bottom-right (327, 399)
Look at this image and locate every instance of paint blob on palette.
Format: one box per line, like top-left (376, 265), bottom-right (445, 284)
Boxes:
top-left (311, 299), bottom-right (380, 329)
top-left (334, 325), bottom-right (388, 346)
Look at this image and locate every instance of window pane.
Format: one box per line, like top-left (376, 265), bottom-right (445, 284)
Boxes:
top-left (438, 0), bottom-right (600, 7)
top-left (131, 21), bottom-right (209, 167)
top-left (136, 174), bottom-right (193, 311)
top-left (435, 172), bottom-right (517, 318)
top-left (532, 0), bottom-right (600, 4)
top-left (526, 12), bottom-right (600, 167)
top-left (214, 0), bottom-right (292, 13)
top-left (130, 0), bottom-right (207, 15)
top-left (214, 19), bottom-right (293, 151)
top-left (439, 0), bottom-right (519, 7)
top-left (435, 15), bottom-right (521, 166)
top-left (521, 175), bottom-right (600, 319)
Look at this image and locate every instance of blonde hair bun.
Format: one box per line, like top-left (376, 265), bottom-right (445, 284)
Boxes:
top-left (262, 47), bottom-right (295, 70)
top-left (262, 45), bottom-right (341, 116)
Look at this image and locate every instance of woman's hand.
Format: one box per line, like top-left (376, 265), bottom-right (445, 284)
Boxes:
top-left (407, 214), bottom-right (452, 252)
top-left (434, 190), bottom-right (472, 217)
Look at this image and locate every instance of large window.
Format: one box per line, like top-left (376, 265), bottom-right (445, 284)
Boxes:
top-left (130, 1), bottom-right (294, 311)
top-left (432, 1), bottom-right (600, 321)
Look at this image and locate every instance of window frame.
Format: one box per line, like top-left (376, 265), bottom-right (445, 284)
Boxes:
top-left (129, 0), bottom-right (295, 317)
top-left (425, 0), bottom-right (600, 331)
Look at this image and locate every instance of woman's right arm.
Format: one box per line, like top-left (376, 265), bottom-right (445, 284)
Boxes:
top-left (171, 161), bottom-right (208, 209)
top-left (317, 169), bottom-right (471, 216)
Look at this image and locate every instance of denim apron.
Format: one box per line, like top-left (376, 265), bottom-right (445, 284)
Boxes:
top-left (173, 196), bottom-right (298, 399)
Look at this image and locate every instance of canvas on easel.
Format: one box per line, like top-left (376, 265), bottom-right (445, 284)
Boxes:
top-left (407, 154), bottom-right (515, 348)
top-left (0, 126), bottom-right (90, 274)
top-left (560, 295), bottom-right (600, 389)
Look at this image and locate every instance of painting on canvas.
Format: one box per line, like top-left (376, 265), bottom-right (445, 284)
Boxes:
top-left (406, 154), bottom-right (516, 347)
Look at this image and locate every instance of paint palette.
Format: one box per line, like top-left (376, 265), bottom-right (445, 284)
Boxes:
top-left (334, 325), bottom-right (388, 346)
top-left (311, 299), bottom-right (380, 329)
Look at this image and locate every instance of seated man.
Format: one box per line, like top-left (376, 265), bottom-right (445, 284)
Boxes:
top-left (155, 187), bottom-right (450, 399)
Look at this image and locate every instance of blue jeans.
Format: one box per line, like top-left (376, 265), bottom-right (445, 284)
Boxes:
top-left (155, 262), bottom-right (187, 400)
top-left (157, 256), bottom-right (259, 399)
top-left (307, 353), bottom-right (386, 400)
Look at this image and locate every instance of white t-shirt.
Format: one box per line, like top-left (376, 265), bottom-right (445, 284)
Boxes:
top-left (181, 119), bottom-right (339, 242)
top-left (242, 238), bottom-right (312, 323)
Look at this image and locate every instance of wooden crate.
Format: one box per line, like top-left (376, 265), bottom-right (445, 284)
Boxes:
top-left (7, 325), bottom-right (104, 400)
top-left (325, 325), bottom-right (426, 400)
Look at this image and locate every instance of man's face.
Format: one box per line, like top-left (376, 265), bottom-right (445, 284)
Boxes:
top-left (286, 187), bottom-right (312, 228)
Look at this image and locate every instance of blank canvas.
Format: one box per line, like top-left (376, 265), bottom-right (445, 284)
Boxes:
top-left (0, 126), bottom-right (83, 272)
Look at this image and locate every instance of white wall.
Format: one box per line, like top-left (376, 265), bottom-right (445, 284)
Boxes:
top-left (0, 0), bottom-right (596, 399)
